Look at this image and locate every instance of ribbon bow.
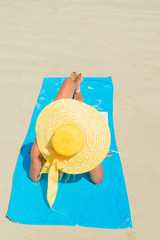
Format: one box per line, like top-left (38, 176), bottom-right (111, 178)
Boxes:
top-left (40, 149), bottom-right (68, 207)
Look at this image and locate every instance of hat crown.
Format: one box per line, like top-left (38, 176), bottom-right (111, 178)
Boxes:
top-left (51, 124), bottom-right (84, 157)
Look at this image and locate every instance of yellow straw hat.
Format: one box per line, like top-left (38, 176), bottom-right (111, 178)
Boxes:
top-left (35, 98), bottom-right (111, 207)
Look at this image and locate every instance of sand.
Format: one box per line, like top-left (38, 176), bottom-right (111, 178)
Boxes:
top-left (0, 0), bottom-right (160, 239)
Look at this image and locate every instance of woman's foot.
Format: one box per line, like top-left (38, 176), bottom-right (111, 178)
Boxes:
top-left (74, 73), bottom-right (83, 92)
top-left (70, 72), bottom-right (78, 82)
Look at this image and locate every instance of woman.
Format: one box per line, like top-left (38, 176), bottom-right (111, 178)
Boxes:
top-left (30, 72), bottom-right (104, 185)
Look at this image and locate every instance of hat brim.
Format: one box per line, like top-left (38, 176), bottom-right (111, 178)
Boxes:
top-left (36, 99), bottom-right (111, 174)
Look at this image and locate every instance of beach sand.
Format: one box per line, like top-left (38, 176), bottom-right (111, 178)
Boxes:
top-left (0, 0), bottom-right (160, 239)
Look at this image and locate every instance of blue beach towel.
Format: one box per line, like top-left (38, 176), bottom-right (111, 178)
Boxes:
top-left (7, 77), bottom-right (132, 228)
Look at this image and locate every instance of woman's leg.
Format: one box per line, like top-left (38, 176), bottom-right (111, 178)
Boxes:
top-left (73, 79), bottom-right (104, 185)
top-left (54, 72), bottom-right (82, 101)
top-left (30, 72), bottom-right (82, 182)
top-left (74, 91), bottom-right (84, 102)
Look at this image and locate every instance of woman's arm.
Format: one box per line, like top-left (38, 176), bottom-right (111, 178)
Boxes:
top-left (89, 164), bottom-right (104, 185)
top-left (30, 138), bottom-right (104, 184)
top-left (30, 139), bottom-right (43, 182)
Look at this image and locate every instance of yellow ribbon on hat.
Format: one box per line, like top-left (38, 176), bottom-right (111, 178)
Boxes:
top-left (39, 124), bottom-right (84, 207)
